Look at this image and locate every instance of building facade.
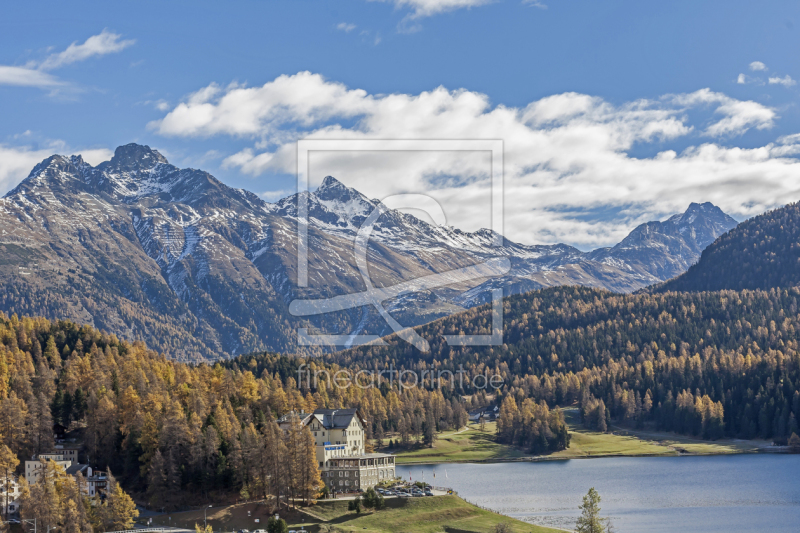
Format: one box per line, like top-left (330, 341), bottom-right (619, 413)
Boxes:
top-left (24, 451), bottom-right (104, 497)
top-left (0, 475), bottom-right (21, 516)
top-left (25, 454), bottom-right (73, 485)
top-left (306, 409), bottom-right (396, 491)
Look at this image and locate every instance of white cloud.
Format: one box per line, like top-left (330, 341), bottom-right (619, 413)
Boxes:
top-left (0, 144), bottom-right (113, 195)
top-left (737, 73), bottom-right (747, 84)
top-left (522, 0), bottom-right (547, 8)
top-left (259, 189), bottom-right (295, 202)
top-left (336, 22), bottom-right (357, 32)
top-left (749, 61), bottom-right (767, 71)
top-left (0, 30), bottom-right (134, 91)
top-left (152, 72), bottom-right (799, 248)
top-left (0, 66), bottom-right (64, 88)
top-left (38, 30), bottom-right (135, 71)
top-left (370, 0), bottom-right (494, 19)
top-left (768, 74), bottom-right (797, 87)
top-left (668, 88), bottom-right (775, 136)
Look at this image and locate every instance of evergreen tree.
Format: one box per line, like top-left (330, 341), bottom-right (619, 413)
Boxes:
top-left (576, 487), bottom-right (605, 533)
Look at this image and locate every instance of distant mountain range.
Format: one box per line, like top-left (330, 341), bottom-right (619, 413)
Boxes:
top-left (656, 201), bottom-right (800, 293)
top-left (0, 143), bottom-right (737, 360)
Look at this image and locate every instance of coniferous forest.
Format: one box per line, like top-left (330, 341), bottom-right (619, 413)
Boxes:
top-left (332, 285), bottom-right (800, 443)
top-left (659, 201), bottom-right (800, 292)
top-left (0, 313), bottom-right (479, 517)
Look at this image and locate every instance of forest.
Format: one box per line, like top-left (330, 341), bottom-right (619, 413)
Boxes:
top-left (3, 271), bottom-right (800, 530)
top-left (659, 201), bottom-right (800, 292)
top-left (0, 312), bottom-right (510, 531)
top-left (332, 285), bottom-right (800, 443)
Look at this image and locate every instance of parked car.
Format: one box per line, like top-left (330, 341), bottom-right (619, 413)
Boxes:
top-left (425, 490), bottom-right (434, 496)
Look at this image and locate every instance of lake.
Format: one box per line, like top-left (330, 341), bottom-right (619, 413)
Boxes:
top-left (397, 455), bottom-right (800, 532)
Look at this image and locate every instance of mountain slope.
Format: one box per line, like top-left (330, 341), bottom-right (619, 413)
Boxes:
top-left (656, 201), bottom-right (800, 293)
top-left (0, 144), bottom-right (738, 359)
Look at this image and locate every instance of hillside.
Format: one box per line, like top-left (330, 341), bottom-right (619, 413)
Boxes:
top-left (0, 311), bottom-right (479, 508)
top-left (150, 496), bottom-right (560, 533)
top-left (331, 285), bottom-right (800, 442)
top-left (657, 201), bottom-right (800, 292)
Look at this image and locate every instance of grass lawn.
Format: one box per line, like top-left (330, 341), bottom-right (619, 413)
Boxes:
top-left (148, 501), bottom-right (282, 531)
top-left (389, 408), bottom-right (771, 465)
top-left (301, 495), bottom-right (560, 533)
top-left (147, 496), bottom-right (562, 533)
top-left (391, 421), bottom-right (531, 464)
top-left (553, 408), bottom-right (770, 458)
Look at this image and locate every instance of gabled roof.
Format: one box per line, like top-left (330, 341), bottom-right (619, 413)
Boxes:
top-left (65, 464), bottom-right (89, 475)
top-left (310, 408), bottom-right (366, 430)
top-left (276, 411), bottom-right (313, 427)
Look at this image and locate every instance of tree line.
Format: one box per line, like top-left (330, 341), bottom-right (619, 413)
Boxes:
top-left (331, 285), bottom-right (800, 443)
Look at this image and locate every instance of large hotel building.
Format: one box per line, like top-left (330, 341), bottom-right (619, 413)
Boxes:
top-left (280, 408), bottom-right (396, 491)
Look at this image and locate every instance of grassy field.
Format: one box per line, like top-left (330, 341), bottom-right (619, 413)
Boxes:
top-left (390, 408), bottom-right (771, 464)
top-left (391, 421), bottom-right (530, 464)
top-left (554, 408), bottom-right (769, 458)
top-left (147, 495), bottom-right (562, 533)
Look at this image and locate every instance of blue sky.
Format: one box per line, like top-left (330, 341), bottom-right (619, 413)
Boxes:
top-left (2, 0), bottom-right (800, 248)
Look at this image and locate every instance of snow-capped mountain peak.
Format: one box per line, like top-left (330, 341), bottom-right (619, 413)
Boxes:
top-left (0, 143), bottom-right (741, 360)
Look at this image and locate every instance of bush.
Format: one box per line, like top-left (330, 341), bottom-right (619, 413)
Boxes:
top-left (348, 496), bottom-right (362, 514)
top-left (362, 488), bottom-right (385, 510)
top-left (789, 432), bottom-right (800, 452)
top-left (267, 516), bottom-right (288, 533)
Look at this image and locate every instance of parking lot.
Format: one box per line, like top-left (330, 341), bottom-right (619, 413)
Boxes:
top-left (324, 483), bottom-right (451, 500)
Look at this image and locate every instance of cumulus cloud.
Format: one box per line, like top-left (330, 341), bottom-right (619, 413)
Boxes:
top-left (0, 30), bottom-right (134, 91)
top-left (0, 143), bottom-right (113, 195)
top-left (749, 61), bottom-right (768, 71)
top-left (669, 88), bottom-right (775, 136)
top-left (151, 72), bottom-right (800, 248)
top-left (768, 74), bottom-right (797, 87)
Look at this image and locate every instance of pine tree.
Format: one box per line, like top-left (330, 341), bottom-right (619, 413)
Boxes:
top-left (147, 449), bottom-right (169, 507)
top-left (576, 488), bottom-right (605, 533)
top-left (102, 473), bottom-right (139, 531)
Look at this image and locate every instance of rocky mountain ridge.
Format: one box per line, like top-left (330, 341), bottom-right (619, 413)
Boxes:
top-left (0, 144), bottom-right (738, 360)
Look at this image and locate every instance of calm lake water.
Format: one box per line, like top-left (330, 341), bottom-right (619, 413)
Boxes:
top-left (397, 455), bottom-right (800, 532)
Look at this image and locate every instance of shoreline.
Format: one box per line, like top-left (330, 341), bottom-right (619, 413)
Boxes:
top-left (388, 415), bottom-right (790, 466)
top-left (395, 446), bottom-right (791, 466)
